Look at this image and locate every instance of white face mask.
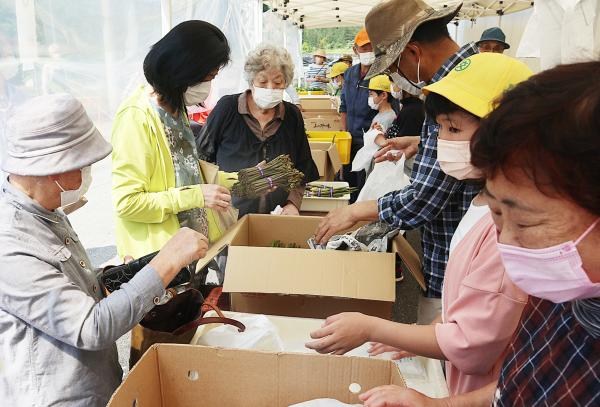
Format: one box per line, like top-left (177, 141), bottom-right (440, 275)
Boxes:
top-left (359, 52), bottom-right (376, 66)
top-left (55, 166), bottom-right (92, 208)
top-left (183, 81), bottom-right (211, 105)
top-left (368, 96), bottom-right (381, 110)
top-left (391, 86), bottom-right (403, 100)
top-left (389, 56), bottom-right (425, 96)
top-left (252, 86), bottom-right (284, 109)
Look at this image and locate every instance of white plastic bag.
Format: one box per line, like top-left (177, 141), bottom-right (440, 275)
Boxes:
top-left (357, 156), bottom-right (410, 202)
top-left (351, 128), bottom-right (381, 172)
top-left (193, 311), bottom-right (284, 352)
top-left (289, 399), bottom-right (361, 407)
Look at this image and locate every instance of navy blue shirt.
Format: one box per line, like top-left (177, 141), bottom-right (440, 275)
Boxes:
top-left (339, 64), bottom-right (376, 146)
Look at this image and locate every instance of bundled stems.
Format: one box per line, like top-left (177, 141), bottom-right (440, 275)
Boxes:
top-left (304, 184), bottom-right (357, 198)
top-left (231, 155), bottom-right (304, 198)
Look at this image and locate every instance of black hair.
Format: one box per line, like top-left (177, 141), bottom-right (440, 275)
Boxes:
top-left (424, 92), bottom-right (478, 120)
top-left (143, 20), bottom-right (230, 112)
top-left (410, 17), bottom-right (451, 44)
top-left (372, 89), bottom-right (393, 104)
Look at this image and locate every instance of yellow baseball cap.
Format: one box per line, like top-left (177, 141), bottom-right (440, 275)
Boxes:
top-left (368, 74), bottom-right (392, 92)
top-left (423, 53), bottom-right (532, 118)
top-left (328, 62), bottom-right (349, 79)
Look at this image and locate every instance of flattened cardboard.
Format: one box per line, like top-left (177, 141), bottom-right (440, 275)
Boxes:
top-left (309, 141), bottom-right (342, 181)
top-left (194, 214), bottom-right (425, 319)
top-left (108, 345), bottom-right (406, 407)
top-left (304, 115), bottom-right (344, 131)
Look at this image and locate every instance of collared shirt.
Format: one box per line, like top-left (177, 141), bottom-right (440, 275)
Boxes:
top-left (493, 297), bottom-right (600, 406)
top-left (0, 181), bottom-right (164, 406)
top-left (339, 63), bottom-right (377, 145)
top-left (378, 43), bottom-right (481, 297)
top-left (305, 63), bottom-right (329, 91)
top-left (238, 90), bottom-right (304, 209)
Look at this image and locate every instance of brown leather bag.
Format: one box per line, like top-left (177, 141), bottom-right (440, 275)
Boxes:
top-left (129, 288), bottom-right (244, 368)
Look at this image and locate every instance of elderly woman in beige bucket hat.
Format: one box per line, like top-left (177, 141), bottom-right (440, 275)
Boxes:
top-left (0, 93), bottom-right (209, 406)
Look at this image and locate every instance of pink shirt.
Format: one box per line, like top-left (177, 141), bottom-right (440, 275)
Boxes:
top-left (435, 214), bottom-right (528, 395)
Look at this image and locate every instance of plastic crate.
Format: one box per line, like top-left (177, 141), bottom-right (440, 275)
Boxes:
top-left (297, 90), bottom-right (327, 95)
top-left (307, 131), bottom-right (352, 164)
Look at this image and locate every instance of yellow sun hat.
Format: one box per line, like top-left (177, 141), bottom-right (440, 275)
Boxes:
top-left (368, 74), bottom-right (392, 92)
top-left (328, 62), bottom-right (349, 79)
top-left (422, 53), bottom-right (532, 118)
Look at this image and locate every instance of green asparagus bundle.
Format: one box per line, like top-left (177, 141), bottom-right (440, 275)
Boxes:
top-left (270, 240), bottom-right (301, 249)
top-left (304, 184), bottom-right (357, 198)
top-left (231, 155), bottom-right (305, 198)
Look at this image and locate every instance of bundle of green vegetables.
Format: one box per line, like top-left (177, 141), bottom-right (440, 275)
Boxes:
top-left (270, 240), bottom-right (301, 249)
top-left (304, 184), bottom-right (357, 198)
top-left (231, 155), bottom-right (304, 198)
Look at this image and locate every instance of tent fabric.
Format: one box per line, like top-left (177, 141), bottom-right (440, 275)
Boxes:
top-left (265, 1), bottom-right (534, 29)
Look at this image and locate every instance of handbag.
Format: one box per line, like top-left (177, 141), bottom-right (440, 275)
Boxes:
top-left (130, 287), bottom-right (245, 367)
top-left (98, 251), bottom-right (191, 293)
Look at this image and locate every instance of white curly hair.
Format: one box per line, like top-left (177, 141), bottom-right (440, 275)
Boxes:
top-left (244, 43), bottom-right (295, 87)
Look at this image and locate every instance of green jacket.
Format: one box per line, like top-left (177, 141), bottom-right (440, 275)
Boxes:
top-left (111, 86), bottom-right (236, 259)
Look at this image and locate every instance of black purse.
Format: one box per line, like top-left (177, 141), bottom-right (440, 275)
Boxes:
top-left (99, 251), bottom-right (192, 293)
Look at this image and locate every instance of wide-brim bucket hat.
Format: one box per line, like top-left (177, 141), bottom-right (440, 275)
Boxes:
top-left (3, 93), bottom-right (112, 176)
top-left (365, 0), bottom-right (462, 79)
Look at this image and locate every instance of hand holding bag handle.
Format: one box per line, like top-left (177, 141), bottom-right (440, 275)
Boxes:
top-left (172, 302), bottom-right (246, 336)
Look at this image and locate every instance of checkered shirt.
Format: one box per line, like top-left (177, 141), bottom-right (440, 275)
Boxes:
top-left (378, 43), bottom-right (481, 297)
top-left (493, 297), bottom-right (600, 406)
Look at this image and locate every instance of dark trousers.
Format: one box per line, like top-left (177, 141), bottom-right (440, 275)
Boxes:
top-left (339, 143), bottom-right (366, 203)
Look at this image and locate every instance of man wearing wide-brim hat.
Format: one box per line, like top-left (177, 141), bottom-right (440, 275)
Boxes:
top-left (476, 27), bottom-right (510, 54)
top-left (315, 0), bottom-right (481, 326)
top-left (305, 49), bottom-right (330, 91)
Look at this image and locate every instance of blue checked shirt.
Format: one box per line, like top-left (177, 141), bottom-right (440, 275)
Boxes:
top-left (378, 43), bottom-right (481, 298)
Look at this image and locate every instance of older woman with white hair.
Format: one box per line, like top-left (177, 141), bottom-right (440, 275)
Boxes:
top-left (197, 43), bottom-right (319, 217)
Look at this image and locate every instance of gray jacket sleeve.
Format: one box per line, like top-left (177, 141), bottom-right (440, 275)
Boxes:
top-left (0, 253), bottom-right (164, 351)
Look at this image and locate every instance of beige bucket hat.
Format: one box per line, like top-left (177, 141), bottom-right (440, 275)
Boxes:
top-left (365, 0), bottom-right (462, 79)
top-left (3, 93), bottom-right (112, 176)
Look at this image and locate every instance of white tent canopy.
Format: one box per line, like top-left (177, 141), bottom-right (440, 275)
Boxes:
top-left (265, 0), bottom-right (534, 29)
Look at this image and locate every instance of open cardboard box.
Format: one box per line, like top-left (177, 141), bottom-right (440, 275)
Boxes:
top-left (309, 141), bottom-right (342, 181)
top-left (196, 215), bottom-right (425, 320)
top-left (300, 96), bottom-right (335, 111)
top-left (190, 312), bottom-right (449, 399)
top-left (302, 109), bottom-right (339, 119)
top-left (108, 344), bottom-right (406, 407)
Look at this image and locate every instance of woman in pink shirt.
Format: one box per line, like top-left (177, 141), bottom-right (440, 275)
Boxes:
top-left (306, 54), bottom-right (531, 397)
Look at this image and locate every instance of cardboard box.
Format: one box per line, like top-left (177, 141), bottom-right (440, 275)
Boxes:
top-left (108, 344), bottom-right (406, 407)
top-left (301, 181), bottom-right (350, 213)
top-left (190, 312), bottom-right (449, 399)
top-left (309, 141), bottom-right (342, 181)
top-left (300, 96), bottom-right (335, 111)
top-left (304, 115), bottom-right (344, 131)
top-left (302, 109), bottom-right (339, 118)
top-left (196, 215), bottom-right (425, 320)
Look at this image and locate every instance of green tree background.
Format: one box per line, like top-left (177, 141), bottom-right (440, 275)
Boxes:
top-left (302, 26), bottom-right (361, 54)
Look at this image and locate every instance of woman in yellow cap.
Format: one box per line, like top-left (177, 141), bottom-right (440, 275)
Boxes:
top-left (306, 53), bottom-right (533, 398)
top-left (327, 61), bottom-right (349, 97)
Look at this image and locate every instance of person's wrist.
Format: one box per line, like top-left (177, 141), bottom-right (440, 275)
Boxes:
top-left (363, 315), bottom-right (378, 343)
top-left (149, 254), bottom-right (179, 286)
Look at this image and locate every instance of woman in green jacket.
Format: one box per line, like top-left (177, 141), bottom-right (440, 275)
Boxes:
top-left (111, 20), bottom-right (235, 259)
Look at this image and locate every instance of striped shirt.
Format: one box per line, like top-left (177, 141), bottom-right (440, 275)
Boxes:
top-left (378, 43), bottom-right (481, 297)
top-left (305, 63), bottom-right (329, 91)
top-left (493, 296), bottom-right (600, 406)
